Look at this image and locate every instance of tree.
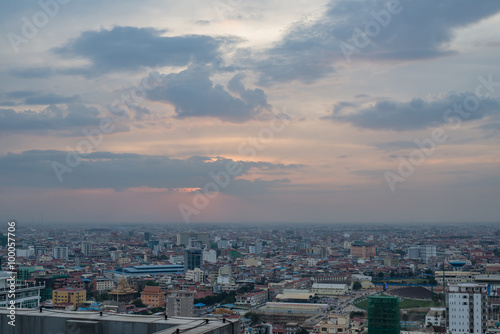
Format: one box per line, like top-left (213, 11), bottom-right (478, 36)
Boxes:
top-left (350, 311), bottom-right (365, 318)
top-left (238, 283), bottom-right (255, 294)
top-left (377, 272), bottom-right (384, 279)
top-left (245, 312), bottom-right (261, 325)
top-left (297, 329), bottom-right (309, 334)
top-left (353, 281), bottom-right (362, 290)
top-left (132, 299), bottom-right (146, 308)
top-left (95, 292), bottom-right (111, 302)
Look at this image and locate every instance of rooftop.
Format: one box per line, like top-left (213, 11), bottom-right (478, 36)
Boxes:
top-left (0, 308), bottom-right (239, 334)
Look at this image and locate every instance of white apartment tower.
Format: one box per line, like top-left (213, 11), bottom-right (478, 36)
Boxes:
top-left (52, 246), bottom-right (69, 260)
top-left (202, 249), bottom-right (217, 263)
top-left (81, 242), bottom-right (93, 256)
top-left (447, 283), bottom-right (488, 334)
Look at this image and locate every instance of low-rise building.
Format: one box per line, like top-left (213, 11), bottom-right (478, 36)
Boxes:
top-left (236, 290), bottom-right (268, 307)
top-left (92, 278), bottom-right (116, 293)
top-left (52, 287), bottom-right (86, 308)
top-left (311, 283), bottom-right (348, 296)
top-left (186, 267), bottom-right (204, 283)
top-left (425, 307), bottom-right (446, 327)
top-left (141, 285), bottom-right (166, 308)
top-left (313, 314), bottom-right (350, 334)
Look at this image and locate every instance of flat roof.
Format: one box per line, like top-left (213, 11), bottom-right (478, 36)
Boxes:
top-left (0, 308), bottom-right (238, 334)
top-left (312, 283), bottom-right (347, 289)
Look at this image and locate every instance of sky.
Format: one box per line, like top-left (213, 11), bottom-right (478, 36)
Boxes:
top-left (0, 0), bottom-right (499, 224)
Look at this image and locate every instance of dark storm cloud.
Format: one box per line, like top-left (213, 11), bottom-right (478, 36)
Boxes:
top-left (324, 93), bottom-right (500, 131)
top-left (0, 104), bottom-right (108, 132)
top-left (0, 150), bottom-right (301, 193)
top-left (147, 67), bottom-right (271, 122)
top-left (254, 0), bottom-right (500, 84)
top-left (53, 26), bottom-right (240, 74)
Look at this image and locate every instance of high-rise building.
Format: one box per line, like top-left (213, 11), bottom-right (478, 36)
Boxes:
top-left (34, 245), bottom-right (46, 256)
top-left (81, 242), bottom-right (92, 256)
top-left (407, 245), bottom-right (436, 263)
top-left (202, 249), bottom-right (217, 263)
top-left (419, 245), bottom-right (436, 263)
top-left (408, 246), bottom-right (421, 259)
top-left (167, 290), bottom-right (194, 317)
top-left (368, 296), bottom-right (400, 334)
top-left (350, 242), bottom-right (376, 259)
top-left (144, 232), bottom-right (151, 241)
top-left (0, 271), bottom-right (44, 309)
top-left (217, 265), bottom-right (233, 285)
top-left (184, 249), bottom-right (203, 273)
top-left (217, 239), bottom-right (230, 249)
top-left (255, 241), bottom-right (263, 254)
top-left (53, 246), bottom-right (69, 260)
top-left (447, 283), bottom-right (488, 334)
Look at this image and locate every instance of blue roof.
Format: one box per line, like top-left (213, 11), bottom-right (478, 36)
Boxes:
top-left (194, 303), bottom-right (206, 307)
top-left (220, 304), bottom-right (236, 308)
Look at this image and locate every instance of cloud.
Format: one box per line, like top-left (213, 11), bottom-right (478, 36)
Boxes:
top-left (253, 0), bottom-right (500, 84)
top-left (24, 93), bottom-right (81, 105)
top-left (0, 150), bottom-right (301, 193)
top-left (373, 141), bottom-right (419, 151)
top-left (9, 67), bottom-right (57, 79)
top-left (0, 104), bottom-right (113, 133)
top-left (6, 91), bottom-right (39, 99)
top-left (195, 20), bottom-right (211, 25)
top-left (324, 92), bottom-right (500, 131)
top-left (0, 102), bottom-right (17, 107)
top-left (53, 26), bottom-right (241, 74)
top-left (147, 67), bottom-right (271, 122)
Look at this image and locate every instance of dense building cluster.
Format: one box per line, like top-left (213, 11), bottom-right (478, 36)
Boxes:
top-left (1, 223), bottom-right (500, 334)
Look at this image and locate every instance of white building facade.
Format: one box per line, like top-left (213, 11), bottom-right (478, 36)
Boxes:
top-left (447, 283), bottom-right (488, 334)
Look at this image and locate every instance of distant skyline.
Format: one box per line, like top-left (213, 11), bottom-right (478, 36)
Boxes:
top-left (1, 0), bottom-right (500, 224)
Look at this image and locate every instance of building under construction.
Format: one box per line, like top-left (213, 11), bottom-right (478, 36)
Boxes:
top-left (368, 295), bottom-right (400, 334)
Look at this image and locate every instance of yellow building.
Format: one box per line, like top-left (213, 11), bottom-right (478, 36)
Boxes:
top-left (52, 287), bottom-right (87, 307)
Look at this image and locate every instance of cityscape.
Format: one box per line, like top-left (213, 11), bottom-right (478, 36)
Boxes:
top-left (1, 0), bottom-right (500, 333)
top-left (1, 223), bottom-right (500, 334)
